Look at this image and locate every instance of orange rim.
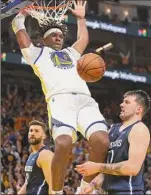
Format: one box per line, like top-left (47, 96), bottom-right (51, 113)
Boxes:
top-left (27, 4), bottom-right (67, 10)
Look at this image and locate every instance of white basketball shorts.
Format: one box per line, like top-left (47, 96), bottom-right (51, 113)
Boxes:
top-left (47, 93), bottom-right (109, 143)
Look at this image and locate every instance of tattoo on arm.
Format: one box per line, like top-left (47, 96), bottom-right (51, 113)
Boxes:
top-left (101, 162), bottom-right (125, 176)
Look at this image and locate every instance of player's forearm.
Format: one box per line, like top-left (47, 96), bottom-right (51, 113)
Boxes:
top-left (91, 173), bottom-right (104, 189)
top-left (16, 30), bottom-right (32, 49)
top-left (99, 161), bottom-right (139, 176)
top-left (12, 13), bottom-right (32, 48)
top-left (77, 18), bottom-right (89, 43)
top-left (18, 183), bottom-right (26, 195)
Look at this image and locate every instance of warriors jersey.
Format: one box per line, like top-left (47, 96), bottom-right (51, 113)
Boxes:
top-left (21, 45), bottom-right (91, 101)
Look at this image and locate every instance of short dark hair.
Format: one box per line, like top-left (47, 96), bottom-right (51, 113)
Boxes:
top-left (39, 20), bottom-right (68, 38)
top-left (124, 90), bottom-right (151, 115)
top-left (29, 120), bottom-right (47, 133)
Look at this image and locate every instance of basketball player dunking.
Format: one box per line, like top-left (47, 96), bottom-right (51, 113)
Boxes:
top-left (12, 1), bottom-right (109, 194)
top-left (76, 90), bottom-right (151, 195)
top-left (18, 120), bottom-right (53, 195)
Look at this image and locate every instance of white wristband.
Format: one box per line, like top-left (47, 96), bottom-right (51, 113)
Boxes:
top-left (12, 13), bottom-right (26, 34)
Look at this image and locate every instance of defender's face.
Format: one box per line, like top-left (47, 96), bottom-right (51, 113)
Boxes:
top-left (28, 125), bottom-right (45, 145)
top-left (120, 95), bottom-right (142, 121)
top-left (44, 32), bottom-right (64, 50)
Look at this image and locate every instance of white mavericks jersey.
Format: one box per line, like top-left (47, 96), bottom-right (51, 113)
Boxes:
top-left (21, 45), bottom-right (91, 101)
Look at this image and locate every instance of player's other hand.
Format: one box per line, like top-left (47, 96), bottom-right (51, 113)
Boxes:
top-left (75, 161), bottom-right (101, 176)
top-left (80, 184), bottom-right (94, 194)
top-left (69, 0), bottom-right (87, 19)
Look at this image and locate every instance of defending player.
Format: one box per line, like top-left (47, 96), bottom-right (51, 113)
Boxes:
top-left (76, 90), bottom-right (151, 195)
top-left (18, 120), bottom-right (53, 195)
top-left (12, 1), bottom-right (109, 194)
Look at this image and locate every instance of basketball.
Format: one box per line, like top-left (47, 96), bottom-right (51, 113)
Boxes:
top-left (77, 53), bottom-right (106, 82)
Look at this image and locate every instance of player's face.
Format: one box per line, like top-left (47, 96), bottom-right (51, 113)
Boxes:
top-left (28, 125), bottom-right (45, 145)
top-left (44, 32), bottom-right (64, 50)
top-left (120, 95), bottom-right (142, 121)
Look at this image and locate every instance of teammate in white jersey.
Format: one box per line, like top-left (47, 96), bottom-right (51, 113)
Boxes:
top-left (12, 1), bottom-right (109, 194)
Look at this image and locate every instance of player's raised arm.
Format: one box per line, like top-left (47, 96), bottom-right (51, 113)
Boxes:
top-left (12, 10), bottom-right (41, 65)
top-left (12, 10), bottom-right (32, 49)
top-left (70, 0), bottom-right (89, 55)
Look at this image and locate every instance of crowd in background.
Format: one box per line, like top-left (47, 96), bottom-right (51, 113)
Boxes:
top-left (87, 0), bottom-right (151, 28)
top-left (1, 79), bottom-right (151, 194)
top-left (91, 11), bottom-right (151, 28)
top-left (104, 56), bottom-right (151, 73)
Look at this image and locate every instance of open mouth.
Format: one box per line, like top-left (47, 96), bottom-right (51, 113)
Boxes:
top-left (29, 137), bottom-right (35, 140)
top-left (55, 44), bottom-right (61, 47)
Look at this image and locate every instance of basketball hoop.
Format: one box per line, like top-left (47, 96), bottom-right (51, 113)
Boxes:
top-left (23, 0), bottom-right (73, 26)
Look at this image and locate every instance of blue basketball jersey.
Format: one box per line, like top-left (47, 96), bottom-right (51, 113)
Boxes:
top-left (102, 121), bottom-right (145, 194)
top-left (25, 145), bottom-right (50, 195)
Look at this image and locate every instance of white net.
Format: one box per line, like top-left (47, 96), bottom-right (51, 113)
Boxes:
top-left (24, 0), bottom-right (73, 26)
